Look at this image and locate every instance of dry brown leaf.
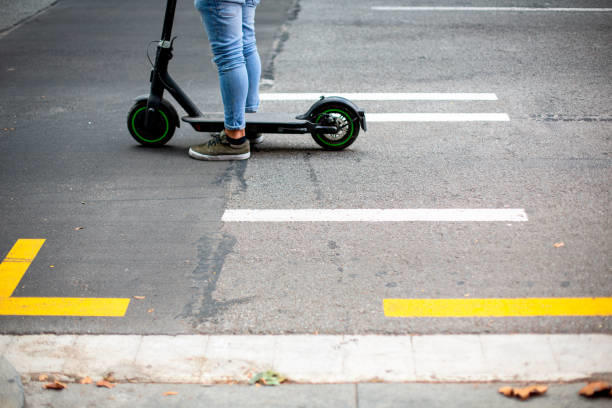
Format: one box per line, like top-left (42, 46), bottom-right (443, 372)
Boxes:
top-left (499, 385), bottom-right (547, 400)
top-left (163, 391), bottom-right (179, 396)
top-left (553, 242), bottom-right (565, 248)
top-left (96, 380), bottom-right (115, 389)
top-left (579, 381), bottom-right (612, 397)
top-left (515, 385), bottom-right (547, 400)
top-left (43, 381), bottom-right (66, 390)
top-left (133, 296), bottom-right (145, 300)
top-left (38, 374), bottom-right (49, 382)
top-left (148, 308), bottom-right (155, 313)
top-left (103, 373), bottom-right (116, 383)
top-left (74, 226), bottom-right (85, 231)
top-left (79, 376), bottom-right (93, 384)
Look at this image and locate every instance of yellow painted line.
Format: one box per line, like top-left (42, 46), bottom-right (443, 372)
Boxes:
top-left (0, 239), bottom-right (130, 317)
top-left (0, 297), bottom-right (130, 317)
top-left (0, 239), bottom-right (45, 297)
top-left (384, 298), bottom-right (612, 317)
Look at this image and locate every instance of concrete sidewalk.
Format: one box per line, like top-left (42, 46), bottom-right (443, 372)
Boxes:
top-left (19, 382), bottom-right (612, 408)
top-left (0, 0), bottom-right (56, 33)
top-left (2, 334), bottom-right (612, 407)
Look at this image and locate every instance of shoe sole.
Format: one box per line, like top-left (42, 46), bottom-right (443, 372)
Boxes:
top-left (188, 148), bottom-right (250, 161)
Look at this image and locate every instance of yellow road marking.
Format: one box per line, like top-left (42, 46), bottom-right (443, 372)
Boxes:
top-left (0, 297), bottom-right (130, 317)
top-left (384, 298), bottom-right (612, 317)
top-left (0, 239), bottom-right (130, 317)
top-left (0, 239), bottom-right (45, 297)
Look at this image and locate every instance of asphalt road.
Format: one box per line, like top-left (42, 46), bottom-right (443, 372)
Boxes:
top-left (0, 0), bottom-right (610, 335)
top-left (0, 0), bottom-right (55, 33)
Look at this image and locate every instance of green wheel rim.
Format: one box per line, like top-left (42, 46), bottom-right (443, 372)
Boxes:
top-left (315, 109), bottom-right (354, 147)
top-left (131, 106), bottom-right (170, 143)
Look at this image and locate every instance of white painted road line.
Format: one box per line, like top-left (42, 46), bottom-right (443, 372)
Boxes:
top-left (3, 334), bottom-right (611, 383)
top-left (367, 113), bottom-right (510, 122)
top-left (260, 93), bottom-right (499, 101)
top-left (222, 209), bottom-right (528, 222)
top-left (372, 7), bottom-right (612, 12)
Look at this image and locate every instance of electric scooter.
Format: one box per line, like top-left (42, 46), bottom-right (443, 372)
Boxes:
top-left (127, 0), bottom-right (366, 150)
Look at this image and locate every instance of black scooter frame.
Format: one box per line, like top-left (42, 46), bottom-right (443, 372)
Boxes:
top-left (141, 0), bottom-right (366, 140)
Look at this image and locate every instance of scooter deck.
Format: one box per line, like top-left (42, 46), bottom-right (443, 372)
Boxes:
top-left (183, 112), bottom-right (312, 134)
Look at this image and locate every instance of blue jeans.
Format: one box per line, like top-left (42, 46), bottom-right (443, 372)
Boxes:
top-left (194, 0), bottom-right (261, 130)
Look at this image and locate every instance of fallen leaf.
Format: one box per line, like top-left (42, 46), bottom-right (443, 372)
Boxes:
top-left (516, 385), bottom-right (547, 400)
top-left (579, 381), bottom-right (612, 397)
top-left (499, 385), bottom-right (547, 400)
top-left (249, 370), bottom-right (287, 386)
top-left (148, 308), bottom-right (154, 313)
top-left (49, 265), bottom-right (54, 268)
top-left (74, 226), bottom-right (85, 231)
top-left (133, 296), bottom-right (145, 300)
top-left (553, 242), bottom-right (565, 248)
top-left (96, 380), bottom-right (115, 389)
top-left (103, 373), bottom-right (116, 383)
top-left (163, 391), bottom-right (178, 396)
top-left (44, 381), bottom-right (67, 390)
top-left (38, 374), bottom-right (49, 382)
top-left (79, 376), bottom-right (93, 384)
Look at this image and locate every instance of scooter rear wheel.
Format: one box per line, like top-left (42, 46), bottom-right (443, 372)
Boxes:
top-left (127, 100), bottom-right (176, 146)
top-left (310, 104), bottom-right (360, 150)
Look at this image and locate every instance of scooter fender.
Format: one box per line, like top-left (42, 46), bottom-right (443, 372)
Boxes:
top-left (297, 96), bottom-right (367, 131)
top-left (133, 94), bottom-right (180, 128)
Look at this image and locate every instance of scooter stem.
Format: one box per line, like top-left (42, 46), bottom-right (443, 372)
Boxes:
top-left (161, 0), bottom-right (178, 42)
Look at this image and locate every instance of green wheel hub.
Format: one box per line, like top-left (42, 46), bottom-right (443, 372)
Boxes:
top-left (315, 108), bottom-right (354, 147)
top-left (130, 106), bottom-right (170, 144)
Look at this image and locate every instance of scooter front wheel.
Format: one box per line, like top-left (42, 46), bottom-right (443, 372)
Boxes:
top-left (310, 104), bottom-right (360, 150)
top-left (127, 100), bottom-right (176, 146)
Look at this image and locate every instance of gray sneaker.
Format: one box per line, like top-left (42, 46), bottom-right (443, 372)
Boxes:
top-left (247, 132), bottom-right (264, 145)
top-left (208, 131), bottom-right (264, 145)
top-left (189, 131), bottom-right (250, 161)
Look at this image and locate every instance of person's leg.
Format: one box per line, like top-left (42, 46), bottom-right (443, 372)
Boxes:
top-left (191, 0), bottom-right (250, 160)
top-left (242, 0), bottom-right (264, 144)
top-left (243, 0), bottom-right (261, 114)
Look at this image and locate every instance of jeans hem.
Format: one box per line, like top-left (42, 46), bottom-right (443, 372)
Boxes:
top-left (224, 124), bottom-right (246, 130)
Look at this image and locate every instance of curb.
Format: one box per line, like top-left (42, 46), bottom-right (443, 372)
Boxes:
top-left (2, 334), bottom-right (611, 384)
